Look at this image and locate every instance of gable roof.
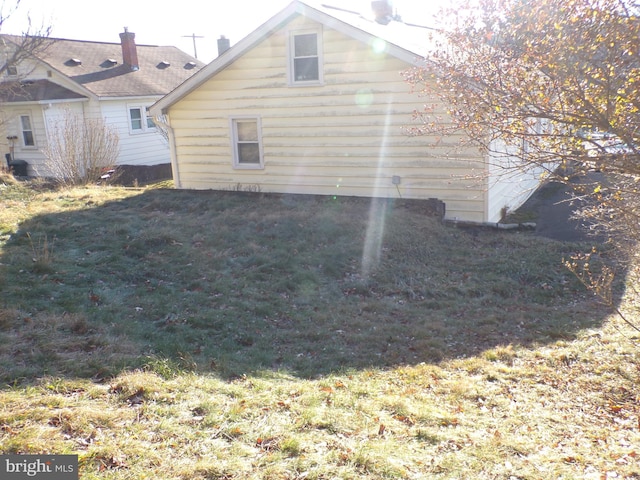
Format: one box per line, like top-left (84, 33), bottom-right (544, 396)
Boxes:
top-left (0, 79), bottom-right (86, 103)
top-left (0, 33), bottom-right (204, 101)
top-left (152, 0), bottom-right (434, 115)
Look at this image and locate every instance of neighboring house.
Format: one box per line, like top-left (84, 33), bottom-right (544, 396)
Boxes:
top-left (151, 0), bottom-right (543, 223)
top-left (0, 29), bottom-right (204, 179)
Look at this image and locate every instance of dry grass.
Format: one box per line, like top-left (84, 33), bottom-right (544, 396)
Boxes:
top-left (0, 179), bottom-right (638, 479)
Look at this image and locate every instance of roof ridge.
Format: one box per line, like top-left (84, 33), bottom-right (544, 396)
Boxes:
top-left (0, 33), bottom-right (161, 48)
top-left (46, 37), bottom-right (160, 48)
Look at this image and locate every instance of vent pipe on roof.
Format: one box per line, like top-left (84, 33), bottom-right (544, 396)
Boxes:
top-left (217, 35), bottom-right (230, 56)
top-left (371, 0), bottom-right (393, 24)
top-left (120, 27), bottom-right (139, 71)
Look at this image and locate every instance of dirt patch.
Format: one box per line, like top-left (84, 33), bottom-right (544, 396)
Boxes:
top-left (111, 164), bottom-right (172, 186)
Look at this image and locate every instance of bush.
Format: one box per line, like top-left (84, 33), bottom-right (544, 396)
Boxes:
top-left (43, 110), bottom-right (120, 185)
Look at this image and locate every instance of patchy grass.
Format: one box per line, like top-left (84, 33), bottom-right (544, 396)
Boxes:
top-left (0, 179), bottom-right (638, 479)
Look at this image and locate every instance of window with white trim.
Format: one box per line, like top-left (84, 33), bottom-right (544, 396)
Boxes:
top-left (288, 29), bottom-right (323, 85)
top-left (20, 114), bottom-right (35, 146)
top-left (128, 106), bottom-right (155, 133)
top-left (230, 117), bottom-right (263, 169)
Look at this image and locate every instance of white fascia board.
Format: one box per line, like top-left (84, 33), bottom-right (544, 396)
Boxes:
top-left (35, 61), bottom-right (98, 101)
top-left (2, 97), bottom-right (88, 107)
top-left (100, 95), bottom-right (163, 102)
top-left (300, 6), bottom-right (424, 66)
top-left (151, 0), bottom-right (429, 117)
top-left (151, 2), bottom-right (302, 116)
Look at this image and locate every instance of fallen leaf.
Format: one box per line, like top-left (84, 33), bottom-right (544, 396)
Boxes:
top-left (256, 437), bottom-right (278, 451)
top-left (393, 415), bottom-right (415, 426)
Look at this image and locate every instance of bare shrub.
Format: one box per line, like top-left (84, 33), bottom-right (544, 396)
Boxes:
top-left (43, 111), bottom-right (120, 185)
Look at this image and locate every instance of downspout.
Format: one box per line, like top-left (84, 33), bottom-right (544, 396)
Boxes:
top-left (444, 218), bottom-right (537, 230)
top-left (483, 147), bottom-right (491, 223)
top-left (156, 113), bottom-right (181, 188)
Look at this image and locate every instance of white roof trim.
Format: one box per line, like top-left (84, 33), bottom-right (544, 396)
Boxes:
top-left (3, 97), bottom-right (88, 107)
top-left (99, 95), bottom-right (164, 102)
top-left (0, 35), bottom-right (99, 101)
top-left (33, 60), bottom-right (98, 101)
top-left (151, 2), bottom-right (301, 116)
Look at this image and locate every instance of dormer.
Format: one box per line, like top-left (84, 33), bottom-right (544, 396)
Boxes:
top-left (101, 58), bottom-right (118, 68)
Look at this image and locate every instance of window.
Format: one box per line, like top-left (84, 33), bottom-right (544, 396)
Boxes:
top-left (20, 115), bottom-right (35, 147)
top-left (230, 117), bottom-right (263, 169)
top-left (129, 108), bottom-right (142, 131)
top-left (146, 108), bottom-right (156, 129)
top-left (289, 29), bottom-right (323, 85)
top-left (128, 106), bottom-right (155, 133)
top-left (6, 64), bottom-right (17, 76)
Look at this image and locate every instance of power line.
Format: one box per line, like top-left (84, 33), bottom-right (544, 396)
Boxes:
top-left (182, 33), bottom-right (204, 59)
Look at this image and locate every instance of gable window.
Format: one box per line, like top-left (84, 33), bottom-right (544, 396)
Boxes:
top-left (288, 29), bottom-right (323, 85)
top-left (20, 115), bottom-right (35, 147)
top-left (230, 116), bottom-right (263, 169)
top-left (128, 106), bottom-right (155, 133)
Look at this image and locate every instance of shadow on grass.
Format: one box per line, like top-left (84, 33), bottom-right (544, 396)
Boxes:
top-left (0, 188), bottom-right (621, 383)
top-left (505, 173), bottom-right (609, 243)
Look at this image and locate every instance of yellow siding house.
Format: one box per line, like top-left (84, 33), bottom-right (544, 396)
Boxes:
top-left (151, 1), bottom-right (542, 223)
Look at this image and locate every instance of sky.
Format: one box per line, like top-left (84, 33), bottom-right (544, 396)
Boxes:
top-left (0, 0), bottom-right (438, 63)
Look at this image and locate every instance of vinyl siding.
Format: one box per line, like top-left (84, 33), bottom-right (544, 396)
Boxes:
top-left (100, 99), bottom-right (170, 166)
top-left (168, 15), bottom-right (488, 222)
top-left (0, 100), bottom-right (170, 176)
top-left (485, 139), bottom-right (546, 223)
top-left (1, 104), bottom-right (53, 176)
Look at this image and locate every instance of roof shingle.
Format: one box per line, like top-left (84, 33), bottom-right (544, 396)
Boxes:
top-left (1, 33), bottom-right (205, 99)
top-left (0, 79), bottom-right (85, 102)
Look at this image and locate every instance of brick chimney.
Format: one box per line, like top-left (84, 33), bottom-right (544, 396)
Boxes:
top-left (371, 0), bottom-right (393, 24)
top-left (119, 27), bottom-right (139, 71)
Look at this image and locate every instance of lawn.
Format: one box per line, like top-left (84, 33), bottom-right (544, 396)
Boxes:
top-left (1, 175), bottom-right (638, 479)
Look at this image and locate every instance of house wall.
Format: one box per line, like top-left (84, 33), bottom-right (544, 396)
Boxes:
top-left (0, 61), bottom-right (49, 171)
top-left (167, 15), bottom-right (489, 222)
top-left (0, 98), bottom-right (170, 176)
top-left (485, 137), bottom-right (548, 223)
top-left (100, 99), bottom-right (170, 166)
top-left (0, 58), bottom-right (171, 175)
top-left (0, 103), bottom-right (50, 175)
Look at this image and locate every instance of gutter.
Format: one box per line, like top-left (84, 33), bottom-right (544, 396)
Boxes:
top-left (444, 219), bottom-right (537, 231)
top-left (4, 97), bottom-right (88, 107)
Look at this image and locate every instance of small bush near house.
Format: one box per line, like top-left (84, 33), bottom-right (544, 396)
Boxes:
top-left (0, 167), bottom-right (18, 185)
top-left (43, 111), bottom-right (120, 185)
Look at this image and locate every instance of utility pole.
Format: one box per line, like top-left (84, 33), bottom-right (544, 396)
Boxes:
top-left (182, 33), bottom-right (204, 59)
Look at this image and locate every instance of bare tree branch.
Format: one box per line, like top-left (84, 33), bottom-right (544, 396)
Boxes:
top-left (407, 0), bottom-right (640, 329)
